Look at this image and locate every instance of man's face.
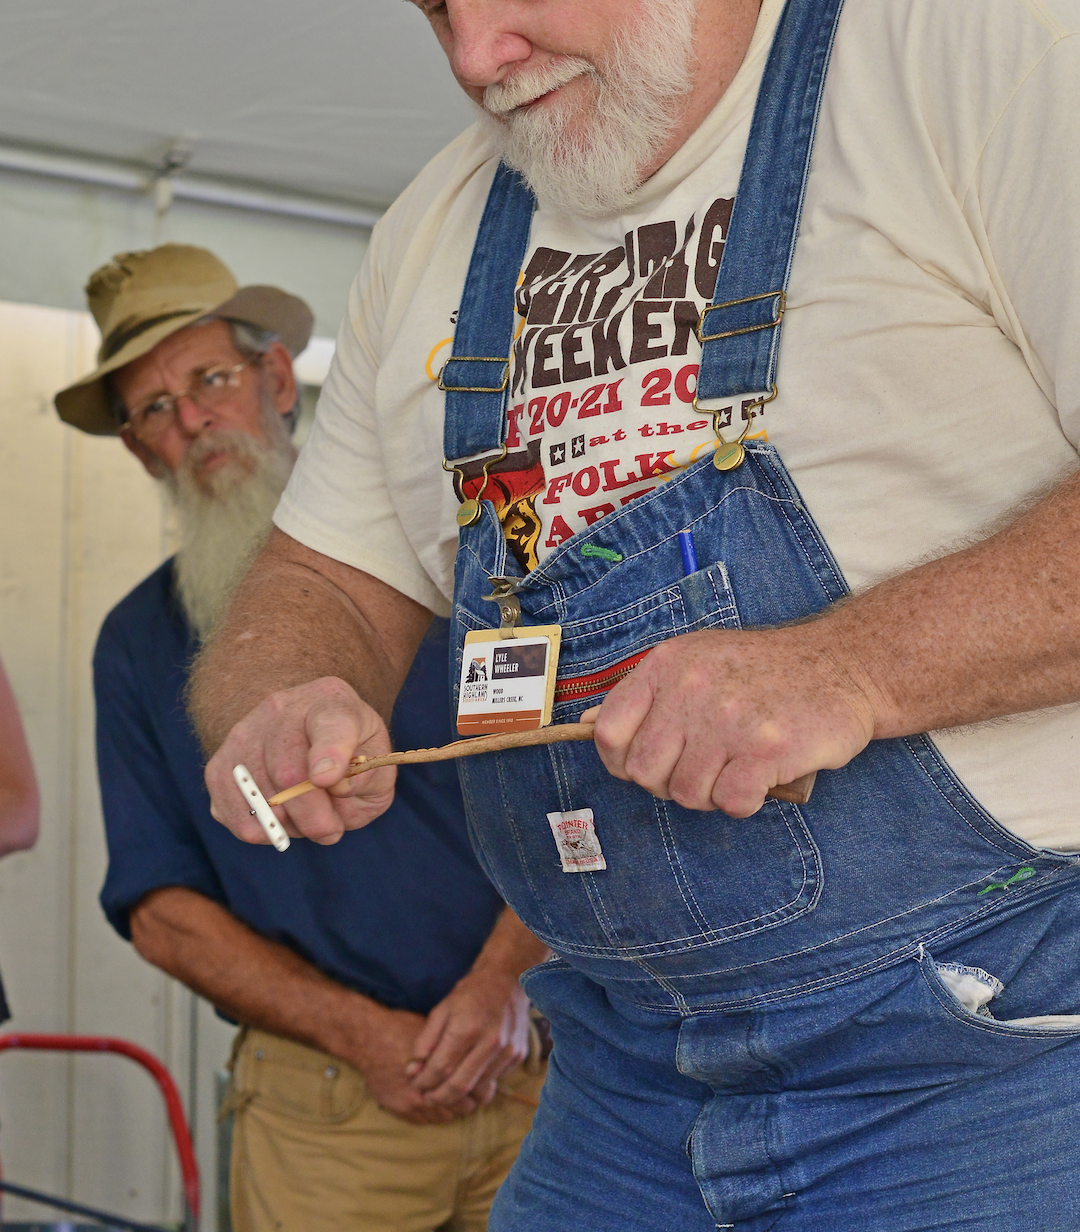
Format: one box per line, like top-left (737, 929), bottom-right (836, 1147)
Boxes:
top-left (112, 318), bottom-right (296, 489)
top-left (414, 0), bottom-right (633, 118)
top-left (412, 0), bottom-right (699, 216)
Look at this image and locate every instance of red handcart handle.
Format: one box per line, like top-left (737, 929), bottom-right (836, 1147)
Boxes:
top-left (0, 1033), bottom-right (199, 1223)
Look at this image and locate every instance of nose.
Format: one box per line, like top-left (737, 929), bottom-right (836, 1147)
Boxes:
top-left (443, 1), bottom-right (533, 90)
top-left (174, 391), bottom-right (215, 436)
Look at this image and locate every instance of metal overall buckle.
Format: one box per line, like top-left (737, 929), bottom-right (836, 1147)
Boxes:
top-left (697, 289), bottom-right (786, 343)
top-left (442, 444), bottom-right (509, 527)
top-left (693, 384), bottom-right (778, 471)
top-left (437, 356), bottom-right (511, 394)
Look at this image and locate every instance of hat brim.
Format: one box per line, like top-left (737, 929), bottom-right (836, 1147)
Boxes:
top-left (54, 285), bottom-right (315, 436)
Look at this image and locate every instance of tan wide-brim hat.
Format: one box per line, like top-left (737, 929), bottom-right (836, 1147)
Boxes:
top-left (55, 243), bottom-right (315, 435)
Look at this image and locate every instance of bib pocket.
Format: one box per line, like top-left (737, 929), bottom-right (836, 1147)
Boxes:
top-left (459, 560), bottom-right (824, 959)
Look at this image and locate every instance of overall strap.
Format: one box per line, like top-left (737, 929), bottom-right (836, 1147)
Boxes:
top-left (697, 0), bottom-right (845, 403)
top-left (441, 162), bottom-right (536, 465)
top-left (441, 0), bottom-right (846, 467)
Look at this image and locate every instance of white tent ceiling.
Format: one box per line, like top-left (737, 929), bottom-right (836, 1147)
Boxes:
top-left (0, 0), bottom-right (476, 209)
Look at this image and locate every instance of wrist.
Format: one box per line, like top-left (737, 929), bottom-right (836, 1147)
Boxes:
top-left (310, 987), bottom-right (385, 1065)
top-left (467, 941), bottom-right (549, 989)
top-left (810, 600), bottom-right (903, 741)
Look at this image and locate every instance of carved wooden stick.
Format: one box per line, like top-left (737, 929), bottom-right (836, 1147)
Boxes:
top-left (267, 723), bottom-right (816, 807)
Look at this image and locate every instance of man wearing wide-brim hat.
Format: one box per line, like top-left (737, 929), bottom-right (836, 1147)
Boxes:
top-left (63, 244), bottom-right (547, 1232)
top-left (56, 242), bottom-right (313, 437)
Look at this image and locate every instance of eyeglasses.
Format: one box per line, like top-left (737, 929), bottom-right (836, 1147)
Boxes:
top-left (122, 356), bottom-right (260, 443)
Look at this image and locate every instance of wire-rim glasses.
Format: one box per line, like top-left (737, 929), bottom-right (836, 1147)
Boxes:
top-left (121, 355), bottom-right (260, 443)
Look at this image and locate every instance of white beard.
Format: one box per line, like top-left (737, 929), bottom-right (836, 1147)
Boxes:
top-left (477, 0), bottom-right (699, 217)
top-left (164, 425), bottom-right (295, 641)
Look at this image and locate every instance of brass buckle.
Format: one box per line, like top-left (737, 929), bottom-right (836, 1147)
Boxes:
top-left (697, 290), bottom-right (786, 343)
top-left (442, 444), bottom-right (509, 526)
top-left (692, 385), bottom-right (777, 471)
top-left (438, 357), bottom-right (511, 393)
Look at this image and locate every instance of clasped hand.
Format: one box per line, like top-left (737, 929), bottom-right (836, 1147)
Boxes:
top-left (351, 975), bottom-right (531, 1126)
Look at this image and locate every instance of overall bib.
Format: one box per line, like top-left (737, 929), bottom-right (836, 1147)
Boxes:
top-left (441, 1), bottom-right (1080, 1226)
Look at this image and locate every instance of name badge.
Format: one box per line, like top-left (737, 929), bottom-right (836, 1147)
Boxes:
top-left (457, 625), bottom-right (561, 736)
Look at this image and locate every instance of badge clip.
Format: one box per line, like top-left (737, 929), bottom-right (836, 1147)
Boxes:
top-left (483, 575), bottom-right (522, 636)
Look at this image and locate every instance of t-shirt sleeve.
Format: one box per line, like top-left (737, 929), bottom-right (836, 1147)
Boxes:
top-left (95, 618), bottom-right (227, 940)
top-left (972, 32), bottom-right (1080, 446)
top-left (274, 240), bottom-right (447, 614)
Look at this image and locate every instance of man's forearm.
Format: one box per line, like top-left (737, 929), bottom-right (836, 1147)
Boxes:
top-left (466, 906), bottom-right (551, 988)
top-left (130, 885), bottom-right (383, 1060)
top-left (189, 528), bottom-right (431, 755)
top-left (824, 466), bottom-right (1080, 738)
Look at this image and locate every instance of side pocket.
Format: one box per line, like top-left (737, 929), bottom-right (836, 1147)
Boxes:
top-left (231, 1031), bottom-right (368, 1124)
top-left (924, 954), bottom-right (1080, 1035)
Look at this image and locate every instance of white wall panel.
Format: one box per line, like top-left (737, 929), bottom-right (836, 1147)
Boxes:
top-left (0, 300), bottom-right (234, 1229)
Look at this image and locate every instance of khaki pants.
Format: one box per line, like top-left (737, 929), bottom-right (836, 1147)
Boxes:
top-left (223, 1028), bottom-right (545, 1232)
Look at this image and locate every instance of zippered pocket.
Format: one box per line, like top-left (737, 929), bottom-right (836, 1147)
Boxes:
top-left (554, 649), bottom-right (652, 705)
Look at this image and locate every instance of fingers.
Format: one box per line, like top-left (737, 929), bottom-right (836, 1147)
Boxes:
top-left (709, 758), bottom-right (774, 819)
top-left (589, 668), bottom-right (655, 782)
top-left (420, 1037), bottom-right (518, 1108)
top-left (305, 687), bottom-right (385, 786)
top-left (405, 1003), bottom-right (448, 1083)
top-left (204, 677), bottom-right (397, 845)
top-left (408, 1018), bottom-right (480, 1095)
top-left (584, 630), bottom-right (856, 817)
top-left (406, 999), bottom-right (518, 1107)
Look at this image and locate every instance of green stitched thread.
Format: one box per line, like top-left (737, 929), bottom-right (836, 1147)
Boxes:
top-left (977, 866), bottom-right (1037, 896)
top-left (581, 545), bottom-right (623, 563)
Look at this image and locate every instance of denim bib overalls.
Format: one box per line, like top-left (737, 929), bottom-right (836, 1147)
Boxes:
top-left (440, 0), bottom-right (1080, 1226)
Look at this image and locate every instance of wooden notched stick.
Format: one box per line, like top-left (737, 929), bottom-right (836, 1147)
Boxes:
top-left (266, 723), bottom-right (817, 808)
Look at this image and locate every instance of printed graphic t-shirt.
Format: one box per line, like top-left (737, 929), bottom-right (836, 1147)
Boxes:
top-left (462, 187), bottom-right (761, 572)
top-left (276, 0), bottom-right (1080, 849)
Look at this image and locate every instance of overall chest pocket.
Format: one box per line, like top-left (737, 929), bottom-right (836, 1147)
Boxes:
top-left (457, 561), bottom-right (824, 959)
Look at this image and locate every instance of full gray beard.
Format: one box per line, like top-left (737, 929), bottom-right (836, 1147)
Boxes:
top-left (164, 428), bottom-right (295, 642)
top-left (477, 0), bottom-right (698, 217)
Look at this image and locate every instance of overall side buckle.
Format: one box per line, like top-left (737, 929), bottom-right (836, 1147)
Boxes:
top-left (697, 289), bottom-right (786, 343)
top-left (438, 356), bottom-right (510, 393)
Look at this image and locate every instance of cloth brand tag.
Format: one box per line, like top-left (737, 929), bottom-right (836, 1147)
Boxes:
top-left (546, 808), bottom-right (607, 873)
top-left (458, 625), bottom-right (561, 736)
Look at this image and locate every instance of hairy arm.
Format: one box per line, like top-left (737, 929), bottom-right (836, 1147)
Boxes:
top-left (190, 528), bottom-right (432, 844)
top-left (0, 657), bottom-right (39, 856)
top-left (131, 886), bottom-right (472, 1124)
top-left (589, 468), bottom-right (1080, 815)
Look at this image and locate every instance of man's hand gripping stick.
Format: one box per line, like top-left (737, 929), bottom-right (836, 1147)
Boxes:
top-left (231, 724), bottom-right (816, 849)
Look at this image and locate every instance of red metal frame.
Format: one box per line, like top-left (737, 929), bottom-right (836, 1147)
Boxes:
top-left (0, 1033), bottom-right (200, 1223)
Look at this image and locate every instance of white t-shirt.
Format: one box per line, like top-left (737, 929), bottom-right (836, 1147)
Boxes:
top-left (277, 0), bottom-right (1080, 849)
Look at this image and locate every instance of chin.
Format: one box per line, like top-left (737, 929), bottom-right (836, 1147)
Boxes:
top-left (194, 453), bottom-right (253, 496)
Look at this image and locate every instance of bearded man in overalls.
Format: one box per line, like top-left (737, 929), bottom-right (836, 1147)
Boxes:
top-left (192, 0), bottom-right (1080, 1227)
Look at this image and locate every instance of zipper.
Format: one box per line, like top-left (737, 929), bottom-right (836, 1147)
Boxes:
top-left (554, 649), bottom-right (651, 704)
